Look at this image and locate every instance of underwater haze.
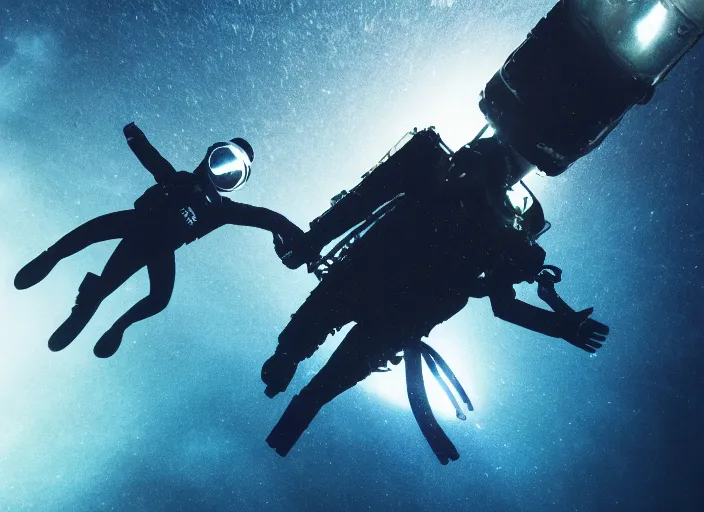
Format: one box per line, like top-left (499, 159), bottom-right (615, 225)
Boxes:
top-left (1, 0), bottom-right (702, 511)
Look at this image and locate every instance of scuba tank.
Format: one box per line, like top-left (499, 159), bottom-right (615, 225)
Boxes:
top-left (307, 127), bottom-right (454, 279)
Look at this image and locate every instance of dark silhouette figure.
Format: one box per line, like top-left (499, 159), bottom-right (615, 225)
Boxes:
top-left (15, 123), bottom-right (307, 358)
top-left (262, 129), bottom-right (609, 463)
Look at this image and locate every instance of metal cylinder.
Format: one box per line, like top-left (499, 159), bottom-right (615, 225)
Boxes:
top-left (478, 0), bottom-right (703, 176)
top-left (670, 0), bottom-right (704, 28)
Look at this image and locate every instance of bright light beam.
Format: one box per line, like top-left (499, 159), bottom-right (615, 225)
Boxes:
top-left (362, 363), bottom-right (468, 419)
top-left (360, 327), bottom-right (485, 420)
top-left (637, 2), bottom-right (668, 47)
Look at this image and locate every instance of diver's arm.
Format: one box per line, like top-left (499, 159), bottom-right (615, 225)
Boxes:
top-left (222, 200), bottom-right (312, 268)
top-left (221, 199), bottom-right (306, 241)
top-left (123, 122), bottom-right (177, 184)
top-left (490, 292), bottom-right (609, 353)
top-left (490, 292), bottom-right (564, 337)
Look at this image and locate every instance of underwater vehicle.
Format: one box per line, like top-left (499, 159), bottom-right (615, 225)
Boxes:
top-left (480, 0), bottom-right (704, 179)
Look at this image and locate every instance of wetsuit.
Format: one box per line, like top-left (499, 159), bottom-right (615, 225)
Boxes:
top-left (262, 134), bottom-right (607, 462)
top-left (15, 123), bottom-right (305, 358)
top-left (263, 137), bottom-right (546, 459)
top-left (264, 136), bottom-right (529, 384)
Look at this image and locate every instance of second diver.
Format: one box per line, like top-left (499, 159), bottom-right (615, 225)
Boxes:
top-left (262, 129), bottom-right (610, 463)
top-left (15, 122), bottom-right (310, 358)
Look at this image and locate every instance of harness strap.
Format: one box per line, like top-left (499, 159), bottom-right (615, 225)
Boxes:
top-left (402, 338), bottom-right (476, 463)
top-left (405, 343), bottom-right (460, 465)
top-left (420, 341), bottom-right (474, 419)
top-left (421, 350), bottom-right (465, 420)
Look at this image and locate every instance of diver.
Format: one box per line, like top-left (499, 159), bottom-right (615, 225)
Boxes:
top-left (262, 130), bottom-right (609, 462)
top-left (14, 122), bottom-right (310, 358)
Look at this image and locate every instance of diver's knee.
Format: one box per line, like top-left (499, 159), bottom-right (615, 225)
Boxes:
top-left (150, 293), bottom-right (171, 314)
top-left (297, 385), bottom-right (331, 411)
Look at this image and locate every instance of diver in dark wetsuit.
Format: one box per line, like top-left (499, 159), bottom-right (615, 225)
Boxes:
top-left (262, 131), bottom-right (609, 463)
top-left (15, 122), bottom-right (308, 358)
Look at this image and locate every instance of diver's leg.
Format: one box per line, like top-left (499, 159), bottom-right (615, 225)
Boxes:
top-left (262, 280), bottom-right (354, 398)
top-left (93, 251), bottom-right (176, 358)
top-left (266, 322), bottom-right (395, 456)
top-left (14, 210), bottom-right (137, 290)
top-left (48, 237), bottom-right (148, 352)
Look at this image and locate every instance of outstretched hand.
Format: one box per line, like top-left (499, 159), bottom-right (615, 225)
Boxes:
top-left (123, 121), bottom-right (140, 138)
top-left (561, 307), bottom-right (609, 353)
top-left (273, 233), bottom-right (317, 270)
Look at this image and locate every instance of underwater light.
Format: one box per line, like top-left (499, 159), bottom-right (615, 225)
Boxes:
top-left (506, 180), bottom-right (535, 216)
top-left (479, 0), bottom-right (704, 176)
top-left (361, 330), bottom-right (483, 420)
top-left (570, 0), bottom-right (703, 82)
top-left (637, 2), bottom-right (668, 47)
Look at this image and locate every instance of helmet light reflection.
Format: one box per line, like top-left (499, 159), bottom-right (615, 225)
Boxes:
top-left (207, 144), bottom-right (251, 192)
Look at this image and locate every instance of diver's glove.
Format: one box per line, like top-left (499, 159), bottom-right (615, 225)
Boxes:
top-left (123, 121), bottom-right (143, 141)
top-left (559, 307), bottom-right (609, 353)
top-left (273, 233), bottom-right (317, 270)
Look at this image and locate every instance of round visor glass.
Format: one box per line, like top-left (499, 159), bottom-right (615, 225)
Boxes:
top-left (207, 144), bottom-right (251, 192)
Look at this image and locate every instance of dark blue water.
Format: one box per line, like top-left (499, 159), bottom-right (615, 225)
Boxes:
top-left (1, 1), bottom-right (702, 510)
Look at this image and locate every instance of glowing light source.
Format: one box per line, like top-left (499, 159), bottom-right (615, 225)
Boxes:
top-left (481, 125), bottom-right (495, 139)
top-left (506, 181), bottom-right (534, 215)
top-left (362, 363), bottom-right (464, 419)
top-left (360, 328), bottom-right (484, 419)
top-left (636, 2), bottom-right (668, 47)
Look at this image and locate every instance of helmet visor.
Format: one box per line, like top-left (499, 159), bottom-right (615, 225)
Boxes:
top-left (207, 144), bottom-right (252, 192)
